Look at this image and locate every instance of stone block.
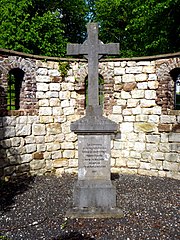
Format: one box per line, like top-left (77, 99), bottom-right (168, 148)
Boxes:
top-left (165, 153), bottom-right (179, 162)
top-left (46, 142), bottom-right (60, 151)
top-left (36, 91), bottom-right (46, 99)
top-left (36, 75), bottom-right (51, 83)
top-left (16, 116), bottom-right (28, 124)
top-left (148, 115), bottom-right (159, 123)
top-left (134, 142), bottom-right (145, 151)
top-left (37, 83), bottom-right (49, 91)
top-left (49, 98), bottom-right (60, 107)
top-left (121, 90), bottom-right (131, 99)
top-left (32, 124), bottom-right (46, 136)
top-left (136, 61), bottom-right (151, 66)
top-left (127, 160), bottom-right (140, 168)
top-left (114, 67), bottom-right (125, 75)
top-left (148, 74), bottom-right (157, 81)
top-left (46, 91), bottom-right (59, 98)
top-left (123, 82), bottom-right (136, 92)
top-left (47, 123), bottom-right (62, 135)
top-left (61, 100), bottom-right (70, 108)
top-left (52, 151), bottom-right (62, 160)
top-left (61, 142), bottom-right (74, 149)
top-left (21, 154), bottom-right (33, 163)
top-left (49, 83), bottom-right (60, 91)
top-left (39, 107), bottom-right (52, 116)
top-left (30, 159), bottom-right (45, 170)
top-left (163, 161), bottom-right (179, 171)
top-left (122, 74), bottom-right (135, 83)
top-left (126, 66), bottom-right (142, 74)
top-left (140, 100), bottom-right (156, 108)
top-left (159, 143), bottom-right (170, 153)
top-left (16, 125), bottom-right (31, 136)
top-left (4, 127), bottom-right (16, 138)
top-left (158, 124), bottom-right (171, 132)
top-left (135, 74), bottom-right (147, 82)
top-left (160, 115), bottom-right (176, 124)
top-left (137, 82), bottom-right (148, 89)
top-left (146, 143), bottom-right (158, 152)
top-left (130, 151), bottom-right (141, 159)
top-left (33, 152), bottom-right (44, 159)
top-left (132, 106), bottom-right (141, 115)
top-left (145, 90), bottom-right (156, 99)
top-left (63, 150), bottom-right (75, 158)
top-left (40, 116), bottom-right (54, 123)
top-left (148, 81), bottom-right (158, 89)
top-left (169, 133), bottom-right (180, 142)
top-left (124, 116), bottom-right (135, 122)
top-left (35, 136), bottom-right (45, 144)
top-left (37, 144), bottom-right (46, 152)
top-left (38, 99), bottom-right (49, 107)
top-left (59, 91), bottom-right (71, 99)
top-left (63, 107), bottom-right (75, 116)
top-left (131, 89), bottom-right (144, 99)
top-left (153, 152), bottom-right (164, 160)
top-left (146, 135), bottom-right (160, 143)
top-left (140, 162), bottom-right (151, 170)
top-left (120, 122), bottom-right (134, 132)
top-left (53, 158), bottom-right (68, 167)
top-left (138, 169), bottom-right (158, 177)
top-left (61, 82), bottom-right (74, 91)
top-left (136, 115), bottom-right (148, 122)
top-left (114, 76), bottom-right (122, 83)
top-left (134, 122), bottom-right (156, 133)
top-left (127, 99), bottom-right (139, 108)
top-left (112, 106), bottom-right (122, 114)
top-left (142, 66), bottom-right (155, 73)
top-left (115, 157), bottom-right (126, 167)
top-left (48, 69), bottom-right (60, 76)
top-left (37, 68), bottom-right (48, 75)
top-left (25, 144), bottom-right (37, 153)
top-left (53, 107), bottom-right (63, 116)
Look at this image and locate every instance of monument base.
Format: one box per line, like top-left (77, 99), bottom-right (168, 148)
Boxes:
top-left (73, 180), bottom-right (116, 208)
top-left (66, 207), bottom-right (123, 219)
top-left (65, 180), bottom-right (123, 218)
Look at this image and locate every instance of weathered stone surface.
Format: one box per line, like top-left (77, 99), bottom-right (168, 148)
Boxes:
top-left (33, 152), bottom-right (44, 159)
top-left (46, 123), bottom-right (61, 134)
top-left (122, 74), bottom-right (135, 82)
top-left (134, 123), bottom-right (156, 133)
top-left (123, 82), bottom-right (136, 92)
top-left (16, 125), bottom-right (31, 136)
top-left (158, 124), bottom-right (172, 132)
top-left (32, 124), bottom-right (46, 136)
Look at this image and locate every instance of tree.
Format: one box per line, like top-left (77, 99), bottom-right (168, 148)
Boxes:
top-left (0, 0), bottom-right (87, 56)
top-left (93, 0), bottom-right (180, 57)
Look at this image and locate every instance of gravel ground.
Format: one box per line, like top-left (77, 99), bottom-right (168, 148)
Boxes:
top-left (0, 173), bottom-right (179, 240)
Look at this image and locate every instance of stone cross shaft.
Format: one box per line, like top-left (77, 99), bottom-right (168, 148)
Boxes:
top-left (67, 23), bottom-right (119, 107)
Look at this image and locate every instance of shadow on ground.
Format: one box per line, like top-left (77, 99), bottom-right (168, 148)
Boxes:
top-left (53, 231), bottom-right (95, 240)
top-left (0, 175), bottom-right (34, 212)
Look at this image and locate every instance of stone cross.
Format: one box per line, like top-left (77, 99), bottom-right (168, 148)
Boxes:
top-left (67, 22), bottom-right (119, 107)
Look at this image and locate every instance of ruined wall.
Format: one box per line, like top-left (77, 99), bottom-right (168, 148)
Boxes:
top-left (0, 50), bottom-right (179, 180)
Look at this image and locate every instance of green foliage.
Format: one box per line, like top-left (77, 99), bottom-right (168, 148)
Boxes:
top-left (0, 0), bottom-right (179, 57)
top-left (93, 0), bottom-right (180, 57)
top-left (0, 0), bottom-right (87, 56)
top-left (58, 62), bottom-right (70, 77)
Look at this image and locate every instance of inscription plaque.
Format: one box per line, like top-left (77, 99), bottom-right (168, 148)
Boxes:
top-left (78, 135), bottom-right (111, 180)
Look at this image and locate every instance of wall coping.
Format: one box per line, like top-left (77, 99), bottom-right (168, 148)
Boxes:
top-left (1, 48), bottom-right (180, 62)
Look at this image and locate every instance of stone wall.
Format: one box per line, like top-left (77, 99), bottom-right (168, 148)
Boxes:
top-left (0, 50), bottom-right (180, 180)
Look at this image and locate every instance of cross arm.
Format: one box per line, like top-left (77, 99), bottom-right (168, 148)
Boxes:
top-left (99, 43), bottom-right (120, 55)
top-left (67, 43), bottom-right (88, 56)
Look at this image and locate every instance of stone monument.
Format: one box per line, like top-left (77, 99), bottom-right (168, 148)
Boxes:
top-left (66, 23), bottom-right (123, 218)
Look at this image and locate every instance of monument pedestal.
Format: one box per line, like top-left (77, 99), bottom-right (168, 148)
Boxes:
top-left (66, 106), bottom-right (123, 218)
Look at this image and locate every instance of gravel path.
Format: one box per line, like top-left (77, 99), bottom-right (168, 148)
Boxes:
top-left (0, 174), bottom-right (179, 240)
